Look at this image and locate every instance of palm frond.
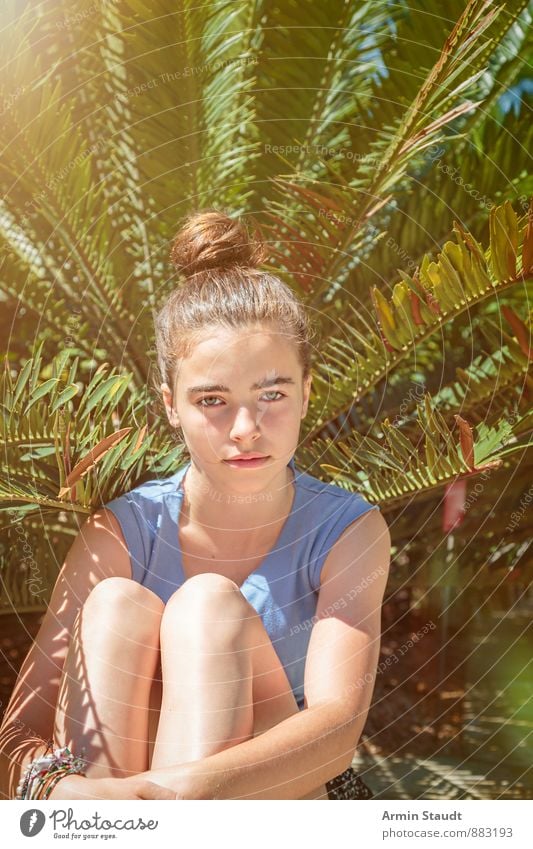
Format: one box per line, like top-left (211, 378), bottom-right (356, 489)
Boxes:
top-left (299, 392), bottom-right (520, 509)
top-left (394, 322), bottom-right (531, 435)
top-left (1, 346), bottom-right (185, 518)
top-left (0, 22), bottom-right (148, 383)
top-left (303, 200), bottom-right (532, 440)
top-left (262, 0), bottom-right (530, 311)
top-left (0, 0), bottom-right (530, 605)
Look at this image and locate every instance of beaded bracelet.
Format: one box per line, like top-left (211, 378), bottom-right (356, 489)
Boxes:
top-left (16, 739), bottom-right (53, 800)
top-left (38, 767), bottom-right (77, 800)
top-left (16, 744), bottom-right (87, 800)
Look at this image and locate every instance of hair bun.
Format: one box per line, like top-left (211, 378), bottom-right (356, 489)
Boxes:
top-left (170, 209), bottom-right (265, 278)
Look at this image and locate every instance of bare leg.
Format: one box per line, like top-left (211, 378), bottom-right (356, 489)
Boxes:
top-left (53, 573), bottom-right (328, 796)
top-left (150, 573), bottom-right (255, 767)
top-left (149, 573), bottom-right (328, 799)
top-left (54, 577), bottom-right (164, 778)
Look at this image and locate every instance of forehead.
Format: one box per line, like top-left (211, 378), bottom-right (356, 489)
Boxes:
top-left (179, 325), bottom-right (300, 378)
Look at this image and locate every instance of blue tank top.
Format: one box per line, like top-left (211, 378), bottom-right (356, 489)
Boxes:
top-left (104, 456), bottom-right (380, 710)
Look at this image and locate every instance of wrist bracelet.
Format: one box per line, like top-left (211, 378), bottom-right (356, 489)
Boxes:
top-left (39, 768), bottom-right (77, 801)
top-left (16, 744), bottom-right (87, 800)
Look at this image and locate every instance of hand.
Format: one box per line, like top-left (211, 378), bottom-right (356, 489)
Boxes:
top-left (48, 773), bottom-right (176, 800)
top-left (135, 762), bottom-right (216, 800)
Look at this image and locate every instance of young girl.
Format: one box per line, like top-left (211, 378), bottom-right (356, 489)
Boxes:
top-left (0, 210), bottom-right (391, 800)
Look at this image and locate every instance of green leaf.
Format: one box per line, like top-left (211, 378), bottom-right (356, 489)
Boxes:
top-left (22, 379), bottom-right (60, 415)
top-left (50, 384), bottom-right (80, 414)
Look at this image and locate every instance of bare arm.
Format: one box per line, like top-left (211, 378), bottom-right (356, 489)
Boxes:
top-left (139, 508), bottom-right (392, 799)
top-left (0, 508), bottom-right (131, 799)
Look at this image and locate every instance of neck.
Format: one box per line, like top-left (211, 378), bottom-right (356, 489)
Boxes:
top-left (180, 460), bottom-right (295, 534)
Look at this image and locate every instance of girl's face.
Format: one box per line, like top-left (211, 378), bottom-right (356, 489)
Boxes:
top-left (161, 324), bottom-right (312, 489)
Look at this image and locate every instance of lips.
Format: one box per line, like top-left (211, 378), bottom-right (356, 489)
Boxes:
top-left (223, 455), bottom-right (270, 467)
top-left (226, 454), bottom-right (269, 461)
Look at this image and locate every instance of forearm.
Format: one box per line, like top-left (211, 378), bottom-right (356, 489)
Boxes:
top-left (0, 725), bottom-right (50, 800)
top-left (147, 701), bottom-right (361, 800)
top-left (0, 658), bottom-right (61, 799)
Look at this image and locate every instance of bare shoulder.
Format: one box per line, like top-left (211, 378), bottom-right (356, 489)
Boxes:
top-left (28, 506), bottom-right (133, 667)
top-left (349, 506), bottom-right (390, 544)
top-left (338, 506), bottom-right (390, 557)
top-left (320, 506), bottom-right (391, 588)
top-left (68, 506), bottom-right (132, 581)
top-left (42, 506), bottom-right (133, 625)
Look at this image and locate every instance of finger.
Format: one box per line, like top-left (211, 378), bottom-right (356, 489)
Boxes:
top-left (138, 780), bottom-right (177, 800)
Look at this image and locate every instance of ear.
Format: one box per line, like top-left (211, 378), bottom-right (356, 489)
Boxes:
top-left (160, 382), bottom-right (180, 428)
top-left (301, 373), bottom-right (312, 419)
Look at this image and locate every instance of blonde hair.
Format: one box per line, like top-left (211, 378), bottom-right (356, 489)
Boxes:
top-left (154, 209), bottom-right (316, 408)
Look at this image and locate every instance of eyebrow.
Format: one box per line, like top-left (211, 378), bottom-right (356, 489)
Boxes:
top-left (186, 375), bottom-right (296, 395)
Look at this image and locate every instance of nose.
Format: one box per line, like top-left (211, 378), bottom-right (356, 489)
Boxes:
top-left (229, 404), bottom-right (262, 442)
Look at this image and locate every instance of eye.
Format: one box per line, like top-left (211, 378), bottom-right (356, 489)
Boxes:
top-left (196, 391), bottom-right (285, 408)
top-left (196, 396), bottom-right (223, 407)
top-left (262, 391), bottom-right (285, 401)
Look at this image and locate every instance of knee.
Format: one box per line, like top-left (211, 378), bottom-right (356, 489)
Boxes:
top-left (167, 572), bottom-right (242, 610)
top-left (82, 577), bottom-right (164, 636)
top-left (162, 573), bottom-right (248, 641)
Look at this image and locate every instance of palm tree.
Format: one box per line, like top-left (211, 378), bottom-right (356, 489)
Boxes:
top-left (0, 0), bottom-right (531, 614)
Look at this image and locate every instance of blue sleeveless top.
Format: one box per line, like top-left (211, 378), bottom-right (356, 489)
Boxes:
top-left (104, 456), bottom-right (380, 710)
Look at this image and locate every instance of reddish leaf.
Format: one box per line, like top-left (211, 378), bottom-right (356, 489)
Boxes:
top-left (134, 425), bottom-right (147, 452)
top-left (454, 415), bottom-right (474, 470)
top-left (58, 428), bottom-right (132, 498)
top-left (522, 198), bottom-right (533, 274)
top-left (410, 290), bottom-right (424, 326)
top-left (502, 306), bottom-right (532, 359)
